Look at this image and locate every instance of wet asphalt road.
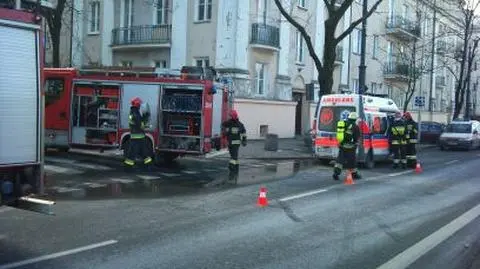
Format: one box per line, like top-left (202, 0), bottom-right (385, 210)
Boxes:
top-left (0, 147), bottom-right (479, 269)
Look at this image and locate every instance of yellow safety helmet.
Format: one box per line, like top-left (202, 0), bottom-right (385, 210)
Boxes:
top-left (348, 112), bottom-right (358, 120)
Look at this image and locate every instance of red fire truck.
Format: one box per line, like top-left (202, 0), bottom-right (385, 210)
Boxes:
top-left (0, 1), bottom-right (54, 214)
top-left (44, 66), bottom-right (232, 163)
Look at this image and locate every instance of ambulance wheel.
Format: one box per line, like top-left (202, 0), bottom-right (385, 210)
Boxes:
top-left (363, 152), bottom-right (375, 169)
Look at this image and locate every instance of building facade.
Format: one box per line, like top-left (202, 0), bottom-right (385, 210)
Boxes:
top-left (51, 0), bottom-right (464, 139)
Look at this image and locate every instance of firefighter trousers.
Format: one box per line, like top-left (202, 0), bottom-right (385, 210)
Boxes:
top-left (391, 144), bottom-right (407, 168)
top-left (124, 137), bottom-right (153, 166)
top-left (228, 145), bottom-right (240, 181)
top-left (405, 143), bottom-right (417, 168)
top-left (333, 147), bottom-right (361, 180)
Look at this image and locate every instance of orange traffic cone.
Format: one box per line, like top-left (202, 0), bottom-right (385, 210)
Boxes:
top-left (415, 162), bottom-right (422, 174)
top-left (257, 187), bottom-right (268, 207)
top-left (344, 170), bottom-right (354, 185)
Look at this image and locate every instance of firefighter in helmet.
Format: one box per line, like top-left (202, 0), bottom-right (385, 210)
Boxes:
top-left (123, 97), bottom-right (153, 168)
top-left (221, 109), bottom-right (247, 182)
top-left (403, 111), bottom-right (418, 168)
top-left (388, 111), bottom-right (408, 169)
top-left (333, 111), bottom-right (362, 180)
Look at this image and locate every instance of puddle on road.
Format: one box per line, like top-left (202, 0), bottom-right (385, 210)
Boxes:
top-left (45, 159), bottom-right (319, 200)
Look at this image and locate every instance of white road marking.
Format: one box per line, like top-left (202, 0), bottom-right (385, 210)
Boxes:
top-left (279, 189), bottom-right (328, 202)
top-left (159, 172), bottom-right (181, 177)
top-left (44, 165), bottom-right (82, 175)
top-left (47, 157), bottom-right (112, 170)
top-left (202, 168), bottom-right (219, 172)
top-left (205, 149), bottom-right (229, 158)
top-left (136, 175), bottom-right (161, 181)
top-left (51, 187), bottom-right (83, 193)
top-left (0, 240), bottom-right (118, 269)
top-left (83, 183), bottom-right (107, 188)
top-left (183, 170), bottom-right (199, 175)
top-left (387, 170), bottom-right (413, 177)
top-left (445, 160), bottom-right (459, 165)
top-left (110, 178), bottom-right (136, 183)
top-left (248, 164), bottom-right (265, 168)
top-left (376, 203), bottom-right (480, 269)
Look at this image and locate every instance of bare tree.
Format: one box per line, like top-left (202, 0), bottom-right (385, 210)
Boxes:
top-left (274, 0), bottom-right (384, 97)
top-left (40, 0), bottom-right (69, 67)
top-left (441, 0), bottom-right (480, 119)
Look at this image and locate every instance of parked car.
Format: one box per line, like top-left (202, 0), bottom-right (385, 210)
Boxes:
top-left (419, 121), bottom-right (445, 144)
top-left (438, 120), bottom-right (480, 150)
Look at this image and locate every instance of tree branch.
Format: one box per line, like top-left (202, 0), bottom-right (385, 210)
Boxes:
top-left (274, 0), bottom-right (323, 71)
top-left (335, 0), bottom-right (384, 43)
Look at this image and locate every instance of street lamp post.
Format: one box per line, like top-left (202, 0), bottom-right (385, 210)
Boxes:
top-left (358, 0), bottom-right (368, 163)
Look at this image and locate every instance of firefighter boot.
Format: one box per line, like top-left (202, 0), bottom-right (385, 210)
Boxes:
top-left (401, 160), bottom-right (407, 169)
top-left (332, 166), bottom-right (341, 181)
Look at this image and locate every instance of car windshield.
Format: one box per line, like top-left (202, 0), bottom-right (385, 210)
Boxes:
top-left (445, 123), bottom-right (472, 133)
top-left (317, 106), bottom-right (356, 132)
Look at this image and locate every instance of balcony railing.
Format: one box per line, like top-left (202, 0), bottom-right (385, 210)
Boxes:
top-left (436, 75), bottom-right (446, 87)
top-left (383, 61), bottom-right (410, 79)
top-left (436, 41), bottom-right (447, 54)
top-left (250, 23), bottom-right (280, 48)
top-left (111, 25), bottom-right (172, 47)
top-left (386, 16), bottom-right (421, 40)
top-left (335, 46), bottom-right (344, 63)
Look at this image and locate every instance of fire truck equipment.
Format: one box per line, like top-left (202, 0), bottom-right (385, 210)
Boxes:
top-left (44, 66), bottom-right (233, 164)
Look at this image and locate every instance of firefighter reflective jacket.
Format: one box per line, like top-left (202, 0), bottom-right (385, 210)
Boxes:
top-left (405, 119), bottom-right (418, 144)
top-left (336, 120), bottom-right (360, 149)
top-left (389, 119), bottom-right (407, 145)
top-left (222, 119), bottom-right (247, 146)
top-left (129, 106), bottom-right (146, 139)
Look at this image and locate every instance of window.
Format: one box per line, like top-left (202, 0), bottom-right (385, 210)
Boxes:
top-left (196, 0), bottom-right (212, 21)
top-left (44, 78), bottom-right (65, 106)
top-left (88, 1), bottom-right (100, 34)
top-left (372, 35), bottom-right (379, 59)
top-left (298, 0), bottom-right (306, 8)
top-left (155, 0), bottom-right (169, 25)
top-left (153, 60), bottom-right (167, 68)
top-left (372, 116), bottom-right (388, 134)
top-left (352, 79), bottom-right (359, 93)
top-left (120, 61), bottom-right (133, 67)
top-left (296, 31), bottom-right (305, 63)
top-left (122, 0), bottom-right (134, 28)
top-left (352, 28), bottom-right (361, 54)
top-left (371, 82), bottom-right (377, 94)
top-left (194, 57), bottom-right (210, 67)
top-left (255, 63), bottom-right (267, 95)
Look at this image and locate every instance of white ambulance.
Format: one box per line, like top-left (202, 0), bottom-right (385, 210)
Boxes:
top-left (311, 93), bottom-right (400, 168)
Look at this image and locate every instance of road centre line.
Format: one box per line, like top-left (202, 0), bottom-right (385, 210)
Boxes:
top-left (445, 160), bottom-right (459, 165)
top-left (376, 203), bottom-right (480, 269)
top-left (279, 189), bottom-right (328, 202)
top-left (0, 240), bottom-right (118, 269)
top-left (387, 170), bottom-right (413, 177)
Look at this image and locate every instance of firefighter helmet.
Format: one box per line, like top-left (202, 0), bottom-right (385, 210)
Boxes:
top-left (230, 109), bottom-right (238, 120)
top-left (131, 97), bottom-right (142, 108)
top-left (348, 112), bottom-right (358, 120)
top-left (404, 111), bottom-right (412, 120)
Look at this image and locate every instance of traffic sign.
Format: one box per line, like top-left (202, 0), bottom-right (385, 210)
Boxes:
top-left (414, 96), bottom-right (425, 107)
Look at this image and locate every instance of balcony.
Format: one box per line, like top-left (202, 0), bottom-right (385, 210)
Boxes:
top-left (111, 25), bottom-right (172, 50)
top-left (335, 46), bottom-right (344, 65)
top-left (383, 61), bottom-right (410, 81)
top-left (436, 41), bottom-right (447, 54)
top-left (250, 23), bottom-right (280, 49)
top-left (436, 75), bottom-right (446, 88)
top-left (385, 16), bottom-right (421, 41)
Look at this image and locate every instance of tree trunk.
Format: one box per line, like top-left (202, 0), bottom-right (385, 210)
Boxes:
top-left (320, 20), bottom-right (337, 96)
top-left (50, 29), bottom-right (61, 67)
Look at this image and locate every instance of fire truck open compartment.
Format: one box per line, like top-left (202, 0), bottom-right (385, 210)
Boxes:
top-left (158, 87), bottom-right (203, 152)
top-left (70, 83), bottom-right (120, 146)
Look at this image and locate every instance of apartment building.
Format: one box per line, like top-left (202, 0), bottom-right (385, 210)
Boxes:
top-left (47, 0), bottom-right (465, 139)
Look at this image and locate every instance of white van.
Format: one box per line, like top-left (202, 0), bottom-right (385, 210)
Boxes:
top-left (312, 93), bottom-right (400, 168)
top-left (438, 120), bottom-right (480, 150)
